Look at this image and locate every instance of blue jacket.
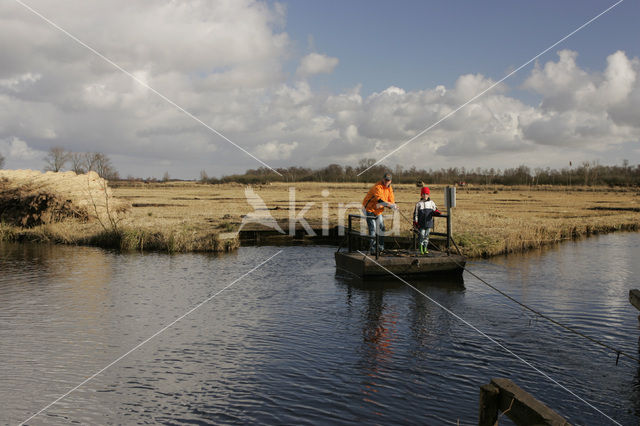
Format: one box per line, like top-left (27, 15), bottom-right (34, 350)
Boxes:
top-left (413, 199), bottom-right (440, 229)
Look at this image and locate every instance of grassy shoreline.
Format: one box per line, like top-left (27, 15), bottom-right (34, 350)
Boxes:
top-left (0, 222), bottom-right (239, 253)
top-left (2, 181), bottom-right (639, 257)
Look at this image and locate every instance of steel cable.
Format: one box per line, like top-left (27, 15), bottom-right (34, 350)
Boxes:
top-left (361, 207), bottom-right (636, 364)
top-left (447, 241), bottom-right (639, 364)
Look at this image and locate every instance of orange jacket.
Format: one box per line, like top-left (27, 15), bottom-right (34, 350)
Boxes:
top-left (362, 181), bottom-right (395, 215)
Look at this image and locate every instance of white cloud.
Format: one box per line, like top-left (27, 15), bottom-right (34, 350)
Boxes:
top-left (523, 50), bottom-right (637, 112)
top-left (0, 0), bottom-right (637, 177)
top-left (0, 72), bottom-right (42, 92)
top-left (597, 50), bottom-right (637, 106)
top-left (518, 50), bottom-right (640, 153)
top-left (255, 141), bottom-right (298, 160)
top-left (296, 53), bottom-right (339, 77)
top-left (0, 0), bottom-right (291, 174)
top-left (0, 137), bottom-right (41, 161)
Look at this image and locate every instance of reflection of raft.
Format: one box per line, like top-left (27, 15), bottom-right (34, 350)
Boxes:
top-left (335, 249), bottom-right (465, 277)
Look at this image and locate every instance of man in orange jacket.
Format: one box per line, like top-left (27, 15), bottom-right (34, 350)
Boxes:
top-left (362, 172), bottom-right (397, 254)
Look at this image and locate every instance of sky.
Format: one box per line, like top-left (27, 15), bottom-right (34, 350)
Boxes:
top-left (1, 0), bottom-right (639, 179)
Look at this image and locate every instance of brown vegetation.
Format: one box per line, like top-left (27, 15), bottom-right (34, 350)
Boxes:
top-left (0, 170), bottom-right (238, 253)
top-left (0, 170), bottom-right (128, 227)
top-left (112, 180), bottom-right (640, 257)
top-left (2, 174), bottom-right (639, 257)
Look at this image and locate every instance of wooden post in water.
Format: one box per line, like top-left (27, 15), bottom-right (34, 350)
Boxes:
top-left (478, 383), bottom-right (500, 425)
top-left (629, 289), bottom-right (640, 312)
top-left (478, 378), bottom-right (570, 426)
top-left (630, 290), bottom-right (640, 334)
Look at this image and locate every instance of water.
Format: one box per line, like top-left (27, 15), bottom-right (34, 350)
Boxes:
top-left (1, 233), bottom-right (639, 425)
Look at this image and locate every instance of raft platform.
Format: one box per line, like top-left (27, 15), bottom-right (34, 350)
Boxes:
top-left (335, 249), bottom-right (465, 277)
top-left (336, 206), bottom-right (466, 278)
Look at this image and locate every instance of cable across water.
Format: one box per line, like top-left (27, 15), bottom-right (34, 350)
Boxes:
top-left (394, 207), bottom-right (639, 364)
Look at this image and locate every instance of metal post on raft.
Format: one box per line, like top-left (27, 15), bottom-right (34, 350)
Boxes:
top-left (445, 186), bottom-right (456, 254)
top-left (375, 226), bottom-right (379, 260)
top-left (348, 214), bottom-right (352, 253)
top-left (412, 226), bottom-right (416, 250)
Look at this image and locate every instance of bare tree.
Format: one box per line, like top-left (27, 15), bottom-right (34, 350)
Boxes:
top-left (44, 146), bottom-right (70, 172)
top-left (162, 171), bottom-right (170, 182)
top-left (85, 152), bottom-right (119, 180)
top-left (0, 153), bottom-right (5, 169)
top-left (83, 152), bottom-right (97, 172)
top-left (70, 152), bottom-right (87, 174)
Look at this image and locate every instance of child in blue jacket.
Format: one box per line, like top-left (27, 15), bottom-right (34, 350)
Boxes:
top-left (413, 187), bottom-right (441, 254)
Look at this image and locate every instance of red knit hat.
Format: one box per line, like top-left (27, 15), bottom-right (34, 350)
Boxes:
top-left (421, 186), bottom-right (430, 195)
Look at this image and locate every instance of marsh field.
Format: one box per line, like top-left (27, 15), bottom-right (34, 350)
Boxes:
top-left (110, 181), bottom-right (640, 257)
top-left (2, 178), bottom-right (639, 257)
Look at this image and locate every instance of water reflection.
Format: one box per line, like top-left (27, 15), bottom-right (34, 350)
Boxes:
top-left (635, 353), bottom-right (640, 418)
top-left (335, 273), bottom-right (465, 413)
top-left (0, 243), bottom-right (113, 329)
top-left (2, 235), bottom-right (639, 424)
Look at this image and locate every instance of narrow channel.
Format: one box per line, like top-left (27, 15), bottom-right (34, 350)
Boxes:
top-left (1, 233), bottom-right (638, 424)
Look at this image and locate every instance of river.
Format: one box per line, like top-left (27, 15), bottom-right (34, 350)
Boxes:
top-left (1, 233), bottom-right (639, 425)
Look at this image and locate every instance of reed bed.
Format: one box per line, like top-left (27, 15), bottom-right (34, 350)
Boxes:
top-left (2, 175), bottom-right (639, 257)
top-left (0, 220), bottom-right (237, 253)
top-left (112, 181), bottom-right (639, 257)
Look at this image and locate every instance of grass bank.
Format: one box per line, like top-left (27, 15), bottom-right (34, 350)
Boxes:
top-left (0, 170), bottom-right (238, 253)
top-left (111, 181), bottom-right (639, 258)
top-left (0, 221), bottom-right (238, 253)
top-left (2, 175), bottom-right (639, 257)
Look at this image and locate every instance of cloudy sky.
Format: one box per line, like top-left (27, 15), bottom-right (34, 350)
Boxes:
top-left (1, 0), bottom-right (639, 179)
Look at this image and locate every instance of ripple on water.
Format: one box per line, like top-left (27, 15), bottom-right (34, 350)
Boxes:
top-left (1, 236), bottom-right (639, 424)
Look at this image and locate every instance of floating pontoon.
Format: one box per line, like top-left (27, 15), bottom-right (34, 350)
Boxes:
top-left (335, 248), bottom-right (465, 277)
top-left (335, 187), bottom-right (466, 278)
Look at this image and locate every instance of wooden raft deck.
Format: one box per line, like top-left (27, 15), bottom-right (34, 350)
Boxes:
top-left (335, 249), bottom-right (465, 277)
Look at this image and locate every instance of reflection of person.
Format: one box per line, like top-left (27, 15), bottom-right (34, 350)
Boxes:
top-left (362, 172), bottom-right (397, 254)
top-left (413, 187), bottom-right (441, 254)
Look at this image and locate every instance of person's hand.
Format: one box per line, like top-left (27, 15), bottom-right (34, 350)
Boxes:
top-left (413, 221), bottom-right (418, 227)
top-left (391, 203), bottom-right (398, 210)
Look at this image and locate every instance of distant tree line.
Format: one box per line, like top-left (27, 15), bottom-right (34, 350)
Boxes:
top-left (44, 146), bottom-right (119, 180)
top-left (199, 159), bottom-right (640, 187)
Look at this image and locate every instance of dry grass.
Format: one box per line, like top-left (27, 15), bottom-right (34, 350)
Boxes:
top-left (0, 218), bottom-right (237, 253)
top-left (112, 181), bottom-right (639, 257)
top-left (0, 171), bottom-right (236, 253)
top-left (447, 185), bottom-right (640, 257)
top-left (0, 169), bottom-right (129, 226)
top-left (3, 175), bottom-right (639, 257)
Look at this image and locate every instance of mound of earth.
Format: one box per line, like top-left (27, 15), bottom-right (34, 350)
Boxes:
top-left (0, 170), bottom-right (130, 227)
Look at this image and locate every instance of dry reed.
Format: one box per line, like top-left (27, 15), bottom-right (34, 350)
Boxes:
top-left (2, 176), bottom-right (638, 257)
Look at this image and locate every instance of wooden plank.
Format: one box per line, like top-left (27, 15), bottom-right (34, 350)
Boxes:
top-left (335, 251), bottom-right (465, 277)
top-left (630, 289), bottom-right (640, 312)
top-left (490, 378), bottom-right (571, 426)
top-left (478, 383), bottom-right (500, 426)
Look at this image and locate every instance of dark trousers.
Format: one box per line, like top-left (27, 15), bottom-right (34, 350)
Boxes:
top-left (364, 210), bottom-right (385, 253)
